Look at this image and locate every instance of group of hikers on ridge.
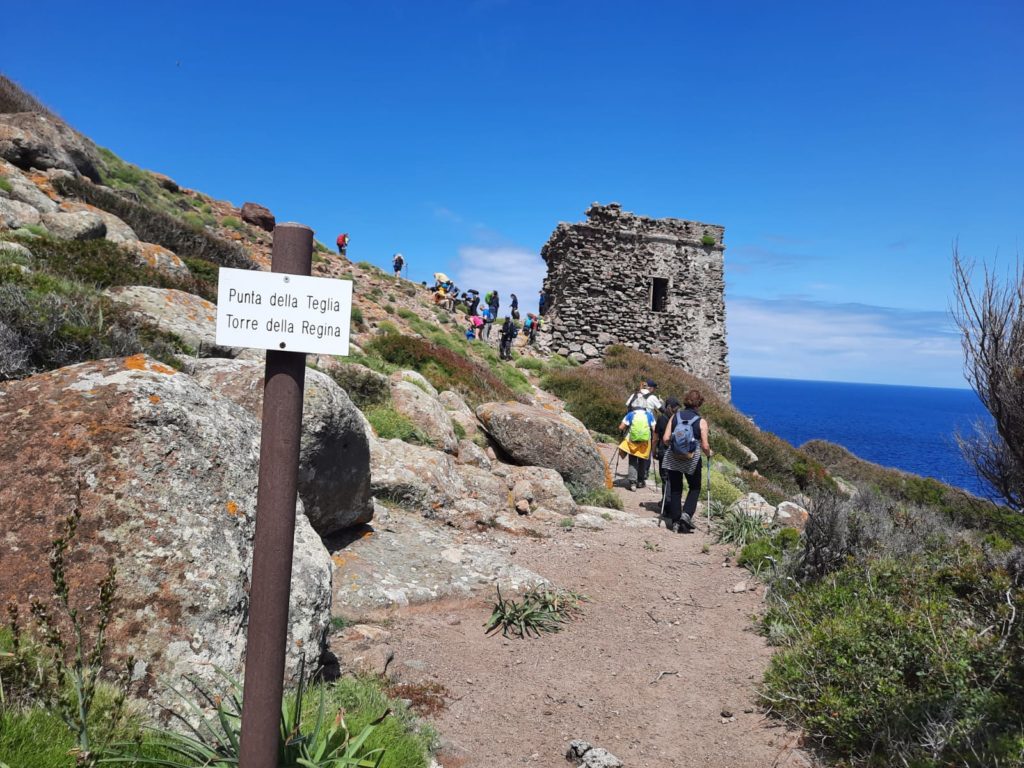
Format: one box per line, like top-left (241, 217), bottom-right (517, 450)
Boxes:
top-left (617, 380), bottom-right (714, 533)
top-left (427, 274), bottom-right (546, 357)
top-left (336, 237), bottom-right (549, 356)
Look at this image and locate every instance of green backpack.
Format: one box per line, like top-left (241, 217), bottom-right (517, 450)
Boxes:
top-left (628, 412), bottom-right (651, 442)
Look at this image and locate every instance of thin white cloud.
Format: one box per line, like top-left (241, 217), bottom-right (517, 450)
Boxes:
top-left (452, 245), bottom-right (545, 317)
top-left (728, 296), bottom-right (967, 388)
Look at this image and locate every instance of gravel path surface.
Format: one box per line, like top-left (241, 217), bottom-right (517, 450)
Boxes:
top-left (383, 444), bottom-right (812, 767)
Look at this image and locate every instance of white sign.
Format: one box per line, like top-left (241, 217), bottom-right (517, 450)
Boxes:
top-left (215, 267), bottom-right (353, 356)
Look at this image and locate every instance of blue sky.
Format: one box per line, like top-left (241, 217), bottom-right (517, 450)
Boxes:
top-left (4, 1), bottom-right (1021, 387)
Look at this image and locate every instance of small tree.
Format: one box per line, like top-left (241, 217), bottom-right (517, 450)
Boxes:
top-left (952, 247), bottom-right (1024, 511)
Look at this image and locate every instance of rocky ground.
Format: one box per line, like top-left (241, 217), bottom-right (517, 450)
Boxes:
top-left (333, 443), bottom-right (814, 768)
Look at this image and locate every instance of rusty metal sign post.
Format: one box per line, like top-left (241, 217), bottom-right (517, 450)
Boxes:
top-left (238, 223), bottom-right (313, 768)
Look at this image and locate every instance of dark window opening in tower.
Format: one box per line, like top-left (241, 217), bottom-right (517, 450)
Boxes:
top-left (651, 277), bottom-right (669, 312)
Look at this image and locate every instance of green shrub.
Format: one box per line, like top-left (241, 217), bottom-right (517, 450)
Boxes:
top-left (575, 487), bottom-right (624, 510)
top-left (762, 551), bottom-right (1024, 766)
top-left (715, 509), bottom-right (769, 547)
top-left (701, 234), bottom-right (716, 246)
top-left (220, 215), bottom-right (242, 230)
top-left (384, 304), bottom-right (396, 315)
top-left (0, 176), bottom-right (12, 193)
top-left (351, 306), bottom-right (364, 327)
top-left (803, 439), bottom-right (1023, 543)
top-left (709, 468), bottom-right (743, 507)
top-left (52, 174), bottom-right (253, 269)
top-left (484, 585), bottom-right (585, 639)
top-left (364, 333), bottom-right (521, 407)
top-left (0, 273), bottom-right (187, 380)
top-left (516, 356), bottom-right (544, 371)
top-left (365, 405), bottom-right (431, 445)
top-left (452, 420), bottom-right (467, 440)
top-left (737, 527), bottom-right (800, 575)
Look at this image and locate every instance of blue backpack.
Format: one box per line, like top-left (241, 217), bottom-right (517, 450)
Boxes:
top-left (670, 414), bottom-right (700, 458)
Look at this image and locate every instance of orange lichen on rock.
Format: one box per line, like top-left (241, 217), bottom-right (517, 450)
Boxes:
top-left (225, 501), bottom-right (239, 516)
top-left (332, 554), bottom-right (346, 567)
top-left (124, 355), bottom-right (176, 375)
top-left (148, 395), bottom-right (161, 404)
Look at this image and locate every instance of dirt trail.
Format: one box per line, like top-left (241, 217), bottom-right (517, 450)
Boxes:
top-left (382, 444), bottom-right (811, 768)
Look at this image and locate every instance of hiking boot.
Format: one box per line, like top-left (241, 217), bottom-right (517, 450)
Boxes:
top-left (669, 520), bottom-right (680, 533)
top-left (629, 481), bottom-right (637, 492)
top-left (680, 513), bottom-right (693, 531)
top-left (637, 480), bottom-right (646, 489)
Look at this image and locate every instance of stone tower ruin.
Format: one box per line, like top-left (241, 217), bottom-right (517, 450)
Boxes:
top-left (538, 203), bottom-right (730, 399)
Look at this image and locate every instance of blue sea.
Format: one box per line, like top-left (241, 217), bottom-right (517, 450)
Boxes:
top-left (730, 376), bottom-right (991, 498)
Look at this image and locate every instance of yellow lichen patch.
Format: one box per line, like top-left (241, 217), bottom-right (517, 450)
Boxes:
top-left (225, 501), bottom-right (239, 516)
top-left (124, 354), bottom-right (150, 370)
top-left (125, 355), bottom-right (177, 375)
top-left (331, 554), bottom-right (346, 567)
top-left (148, 395), bottom-right (161, 404)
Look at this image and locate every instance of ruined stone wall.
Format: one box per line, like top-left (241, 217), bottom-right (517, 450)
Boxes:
top-left (538, 203), bottom-right (730, 399)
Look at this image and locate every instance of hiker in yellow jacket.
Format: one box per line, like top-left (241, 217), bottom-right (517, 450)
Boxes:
top-left (618, 408), bottom-right (656, 492)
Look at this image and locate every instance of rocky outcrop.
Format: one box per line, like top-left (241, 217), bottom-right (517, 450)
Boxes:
top-left (240, 202), bottom-right (275, 232)
top-left (0, 160), bottom-right (58, 212)
top-left (59, 200), bottom-right (137, 243)
top-left (369, 437), bottom-right (466, 513)
top-left (0, 355), bottom-right (332, 712)
top-left (390, 379), bottom-right (457, 454)
top-left (0, 112), bottom-right (102, 182)
top-left (190, 359), bottom-right (373, 535)
top-left (329, 504), bottom-right (542, 614)
top-left (506, 465), bottom-right (577, 516)
top-left (775, 500), bottom-right (809, 530)
top-left (103, 285), bottom-right (227, 354)
top-left (0, 196), bottom-right (41, 229)
top-left (439, 389), bottom-right (480, 437)
top-left (124, 241), bottom-right (191, 280)
top-left (41, 209), bottom-right (106, 240)
top-left (539, 202), bottom-right (730, 399)
top-left (477, 401), bottom-right (607, 492)
top-left (730, 492), bottom-right (775, 521)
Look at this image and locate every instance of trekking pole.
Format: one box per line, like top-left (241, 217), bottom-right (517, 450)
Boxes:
top-left (706, 455), bottom-right (712, 527)
top-left (611, 446), bottom-right (622, 484)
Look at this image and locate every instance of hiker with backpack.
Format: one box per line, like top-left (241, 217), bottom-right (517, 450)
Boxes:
top-left (336, 233), bottom-right (350, 256)
top-left (618, 406), bottom-right (656, 492)
top-left (392, 252), bottom-right (404, 277)
top-left (510, 293), bottom-right (520, 320)
top-left (661, 389), bottom-right (713, 533)
top-left (654, 396), bottom-right (680, 507)
top-left (486, 290), bottom-right (500, 317)
top-left (626, 380), bottom-right (663, 488)
top-left (498, 316), bottom-right (517, 359)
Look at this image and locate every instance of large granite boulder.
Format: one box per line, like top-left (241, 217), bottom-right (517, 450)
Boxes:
top-left (369, 437), bottom-right (465, 513)
top-left (59, 200), bottom-right (137, 243)
top-left (124, 241), bottom-right (191, 280)
top-left (439, 389), bottom-right (480, 437)
top-left (103, 285), bottom-right (229, 355)
top-left (0, 160), bottom-right (58, 212)
top-left (0, 356), bottom-right (332, 712)
top-left (506, 465), bottom-right (577, 516)
top-left (476, 401), bottom-right (607, 492)
top-left (189, 359), bottom-right (373, 535)
top-left (41, 209), bottom-right (106, 240)
top-left (240, 202), bottom-right (275, 232)
top-left (0, 196), bottom-right (41, 229)
top-left (0, 112), bottom-right (102, 181)
top-left (390, 379), bottom-right (457, 454)
top-left (730, 492), bottom-right (776, 521)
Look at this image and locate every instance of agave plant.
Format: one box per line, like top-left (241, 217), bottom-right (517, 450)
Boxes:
top-left (103, 659), bottom-right (387, 767)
